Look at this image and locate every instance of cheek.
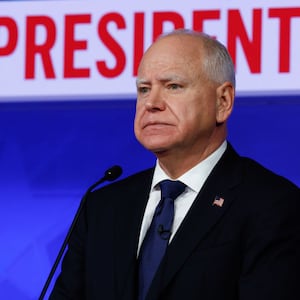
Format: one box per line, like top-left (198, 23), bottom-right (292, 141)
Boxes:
top-left (135, 99), bottom-right (144, 115)
top-left (133, 109), bottom-right (142, 136)
top-left (180, 106), bottom-right (214, 135)
top-left (133, 115), bottom-right (139, 134)
top-left (178, 107), bottom-right (199, 129)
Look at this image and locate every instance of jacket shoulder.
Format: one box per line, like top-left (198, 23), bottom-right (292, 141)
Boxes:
top-left (240, 156), bottom-right (299, 191)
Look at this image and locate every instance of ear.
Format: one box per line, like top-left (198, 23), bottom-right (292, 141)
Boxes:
top-left (216, 82), bottom-right (235, 124)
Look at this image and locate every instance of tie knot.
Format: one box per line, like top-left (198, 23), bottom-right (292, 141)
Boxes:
top-left (159, 179), bottom-right (186, 200)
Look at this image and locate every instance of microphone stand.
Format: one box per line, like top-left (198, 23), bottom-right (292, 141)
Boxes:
top-left (38, 165), bottom-right (122, 300)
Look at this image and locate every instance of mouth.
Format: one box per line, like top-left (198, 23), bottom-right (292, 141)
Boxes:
top-left (143, 122), bottom-right (172, 129)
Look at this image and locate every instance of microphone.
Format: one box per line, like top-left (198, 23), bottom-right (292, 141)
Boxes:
top-left (38, 165), bottom-right (123, 300)
top-left (157, 224), bottom-right (171, 240)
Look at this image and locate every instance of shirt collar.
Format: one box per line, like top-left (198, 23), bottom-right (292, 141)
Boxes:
top-left (151, 141), bottom-right (227, 193)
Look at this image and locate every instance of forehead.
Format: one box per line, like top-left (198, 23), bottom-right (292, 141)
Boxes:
top-left (138, 35), bottom-right (204, 78)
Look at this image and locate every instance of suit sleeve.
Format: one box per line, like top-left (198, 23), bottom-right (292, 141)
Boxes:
top-left (239, 183), bottom-right (300, 299)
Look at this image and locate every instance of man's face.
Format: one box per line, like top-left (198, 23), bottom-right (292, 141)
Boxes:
top-left (134, 35), bottom-right (219, 157)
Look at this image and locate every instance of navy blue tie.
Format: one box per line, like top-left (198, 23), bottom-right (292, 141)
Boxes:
top-left (138, 180), bottom-right (186, 300)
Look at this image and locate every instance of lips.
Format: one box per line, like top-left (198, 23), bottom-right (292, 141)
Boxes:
top-left (142, 121), bottom-right (172, 129)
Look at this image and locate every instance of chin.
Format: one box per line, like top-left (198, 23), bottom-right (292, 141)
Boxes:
top-left (137, 134), bottom-right (176, 152)
top-left (143, 143), bottom-right (171, 154)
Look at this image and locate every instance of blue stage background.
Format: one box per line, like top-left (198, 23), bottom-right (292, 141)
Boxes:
top-left (0, 95), bottom-right (299, 299)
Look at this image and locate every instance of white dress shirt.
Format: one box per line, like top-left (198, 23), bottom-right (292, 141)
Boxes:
top-left (137, 141), bottom-right (227, 255)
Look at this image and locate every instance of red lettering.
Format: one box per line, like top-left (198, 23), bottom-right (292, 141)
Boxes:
top-left (0, 17), bottom-right (18, 56)
top-left (227, 9), bottom-right (262, 73)
top-left (96, 13), bottom-right (126, 78)
top-left (133, 13), bottom-right (145, 76)
top-left (153, 12), bottom-right (184, 41)
top-left (25, 16), bottom-right (56, 79)
top-left (269, 8), bottom-right (300, 73)
top-left (64, 14), bottom-right (91, 78)
top-left (193, 10), bottom-right (220, 33)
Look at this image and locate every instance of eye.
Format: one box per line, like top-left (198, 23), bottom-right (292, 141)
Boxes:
top-left (167, 83), bottom-right (182, 90)
top-left (137, 86), bottom-right (150, 94)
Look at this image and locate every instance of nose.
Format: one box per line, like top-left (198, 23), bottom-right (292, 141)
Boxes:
top-left (145, 88), bottom-right (165, 112)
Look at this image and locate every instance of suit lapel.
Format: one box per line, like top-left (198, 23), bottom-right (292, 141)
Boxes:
top-left (113, 168), bottom-right (154, 300)
top-left (148, 144), bottom-right (243, 296)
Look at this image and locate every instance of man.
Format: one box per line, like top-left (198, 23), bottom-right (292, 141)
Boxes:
top-left (50, 29), bottom-right (300, 299)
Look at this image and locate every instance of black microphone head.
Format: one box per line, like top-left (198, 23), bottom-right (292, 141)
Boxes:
top-left (104, 165), bottom-right (123, 181)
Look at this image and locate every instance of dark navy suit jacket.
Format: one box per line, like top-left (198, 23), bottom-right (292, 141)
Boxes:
top-left (50, 144), bottom-right (300, 299)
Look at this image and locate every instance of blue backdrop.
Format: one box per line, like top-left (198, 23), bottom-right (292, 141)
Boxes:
top-left (0, 95), bottom-right (299, 299)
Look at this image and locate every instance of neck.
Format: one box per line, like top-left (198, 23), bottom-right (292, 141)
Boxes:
top-left (156, 139), bottom-right (225, 179)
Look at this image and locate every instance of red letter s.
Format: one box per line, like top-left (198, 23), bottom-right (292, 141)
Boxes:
top-left (96, 12), bottom-right (126, 78)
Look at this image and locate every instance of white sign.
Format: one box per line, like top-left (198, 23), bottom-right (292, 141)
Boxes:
top-left (0, 0), bottom-right (300, 101)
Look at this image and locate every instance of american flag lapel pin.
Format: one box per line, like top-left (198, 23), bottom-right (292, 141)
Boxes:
top-left (212, 195), bottom-right (224, 207)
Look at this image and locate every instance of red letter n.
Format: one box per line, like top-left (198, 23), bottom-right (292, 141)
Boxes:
top-left (227, 9), bottom-right (262, 73)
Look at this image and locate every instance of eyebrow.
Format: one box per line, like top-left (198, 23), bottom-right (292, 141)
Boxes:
top-left (136, 75), bottom-right (187, 86)
top-left (136, 78), bottom-right (148, 86)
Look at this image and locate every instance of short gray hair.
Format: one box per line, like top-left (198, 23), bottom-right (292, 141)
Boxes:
top-left (160, 29), bottom-right (236, 88)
